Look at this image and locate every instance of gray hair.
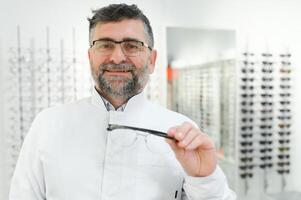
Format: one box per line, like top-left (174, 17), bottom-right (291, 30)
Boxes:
top-left (88, 4), bottom-right (154, 48)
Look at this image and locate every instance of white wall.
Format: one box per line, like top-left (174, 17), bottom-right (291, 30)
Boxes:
top-left (0, 37), bottom-right (5, 199)
top-left (166, 27), bottom-right (236, 66)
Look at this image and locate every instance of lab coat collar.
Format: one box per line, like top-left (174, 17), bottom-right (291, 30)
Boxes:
top-left (91, 87), bottom-right (146, 112)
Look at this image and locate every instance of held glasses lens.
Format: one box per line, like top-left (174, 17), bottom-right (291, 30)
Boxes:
top-left (107, 124), bottom-right (176, 154)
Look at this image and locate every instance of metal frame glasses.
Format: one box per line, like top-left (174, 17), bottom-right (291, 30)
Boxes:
top-left (90, 39), bottom-right (152, 57)
top-left (107, 124), bottom-right (176, 141)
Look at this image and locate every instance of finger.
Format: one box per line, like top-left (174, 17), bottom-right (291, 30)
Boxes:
top-left (177, 128), bottom-right (199, 148)
top-left (165, 137), bottom-right (179, 151)
top-left (186, 134), bottom-right (215, 150)
top-left (174, 122), bottom-right (193, 141)
top-left (167, 126), bottom-right (178, 137)
top-left (185, 134), bottom-right (204, 150)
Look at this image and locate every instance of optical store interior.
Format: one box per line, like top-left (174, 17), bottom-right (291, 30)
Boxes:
top-left (1, 0), bottom-right (301, 199)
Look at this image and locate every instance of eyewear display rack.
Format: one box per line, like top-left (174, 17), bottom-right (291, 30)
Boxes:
top-left (170, 53), bottom-right (293, 199)
top-left (237, 50), bottom-right (293, 198)
top-left (4, 27), bottom-right (92, 178)
top-left (170, 59), bottom-right (237, 156)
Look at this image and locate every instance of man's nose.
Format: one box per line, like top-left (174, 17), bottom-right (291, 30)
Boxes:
top-left (109, 45), bottom-right (127, 64)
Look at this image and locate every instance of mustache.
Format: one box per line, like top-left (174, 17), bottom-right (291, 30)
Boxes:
top-left (99, 63), bottom-right (136, 72)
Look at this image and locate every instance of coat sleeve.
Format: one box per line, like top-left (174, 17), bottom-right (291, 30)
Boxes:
top-left (9, 113), bottom-right (46, 200)
top-left (181, 166), bottom-right (237, 200)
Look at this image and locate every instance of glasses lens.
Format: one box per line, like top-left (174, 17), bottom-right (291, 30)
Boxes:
top-left (145, 134), bottom-right (171, 154)
top-left (121, 41), bottom-right (143, 56)
top-left (94, 40), bottom-right (115, 55)
top-left (93, 40), bottom-right (144, 56)
top-left (109, 129), bottom-right (137, 148)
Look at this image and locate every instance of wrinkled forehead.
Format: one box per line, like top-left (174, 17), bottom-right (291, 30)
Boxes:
top-left (90, 19), bottom-right (147, 43)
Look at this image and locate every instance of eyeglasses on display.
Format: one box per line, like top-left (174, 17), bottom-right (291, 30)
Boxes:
top-left (260, 163), bottom-right (273, 169)
top-left (278, 154), bottom-right (290, 159)
top-left (241, 101), bottom-right (254, 106)
top-left (280, 54), bottom-right (291, 58)
top-left (278, 146), bottom-right (290, 152)
top-left (262, 53), bottom-right (272, 57)
top-left (277, 161), bottom-right (290, 167)
top-left (240, 157), bottom-right (253, 162)
top-left (240, 141), bottom-right (253, 146)
top-left (278, 124), bottom-right (291, 128)
top-left (277, 169), bottom-right (290, 174)
top-left (260, 148), bottom-right (273, 153)
top-left (240, 173), bottom-right (253, 178)
top-left (260, 156), bottom-right (272, 161)
top-left (278, 131), bottom-right (291, 136)
top-left (241, 68), bottom-right (254, 73)
top-left (259, 140), bottom-right (273, 145)
top-left (240, 149), bottom-right (254, 154)
top-left (241, 93), bottom-right (255, 98)
top-left (261, 85), bottom-right (273, 90)
top-left (239, 165), bottom-right (254, 170)
top-left (241, 133), bottom-right (253, 138)
top-left (241, 77), bottom-right (255, 82)
top-left (278, 139), bottom-right (290, 144)
top-left (261, 132), bottom-right (272, 137)
top-left (262, 61), bottom-right (273, 65)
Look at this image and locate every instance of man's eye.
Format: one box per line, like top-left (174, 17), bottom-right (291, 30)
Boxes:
top-left (96, 42), bottom-right (114, 49)
top-left (124, 42), bottom-right (139, 50)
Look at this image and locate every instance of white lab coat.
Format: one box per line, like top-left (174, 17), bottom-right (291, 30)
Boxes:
top-left (9, 89), bottom-right (236, 200)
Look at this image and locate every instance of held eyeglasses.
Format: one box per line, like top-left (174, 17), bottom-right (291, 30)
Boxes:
top-left (107, 124), bottom-right (177, 154)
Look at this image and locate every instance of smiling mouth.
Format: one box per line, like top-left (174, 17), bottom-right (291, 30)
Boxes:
top-left (103, 70), bottom-right (132, 77)
top-left (104, 69), bottom-right (131, 73)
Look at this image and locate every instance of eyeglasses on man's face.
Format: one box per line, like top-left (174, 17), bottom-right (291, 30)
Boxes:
top-left (90, 39), bottom-right (152, 57)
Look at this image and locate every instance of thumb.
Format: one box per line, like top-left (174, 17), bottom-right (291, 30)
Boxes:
top-left (166, 127), bottom-right (181, 153)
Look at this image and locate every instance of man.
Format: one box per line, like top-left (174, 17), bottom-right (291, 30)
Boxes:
top-left (9, 3), bottom-right (236, 200)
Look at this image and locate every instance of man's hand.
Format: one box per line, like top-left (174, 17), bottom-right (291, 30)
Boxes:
top-left (166, 122), bottom-right (217, 177)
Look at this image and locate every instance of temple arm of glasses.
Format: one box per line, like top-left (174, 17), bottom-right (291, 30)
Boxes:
top-left (107, 124), bottom-right (177, 141)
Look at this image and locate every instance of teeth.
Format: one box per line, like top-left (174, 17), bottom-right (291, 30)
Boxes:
top-left (106, 70), bottom-right (129, 72)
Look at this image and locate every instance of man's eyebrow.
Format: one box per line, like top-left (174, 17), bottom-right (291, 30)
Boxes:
top-left (94, 37), bottom-right (141, 42)
top-left (122, 37), bottom-right (141, 41)
top-left (93, 37), bottom-right (115, 41)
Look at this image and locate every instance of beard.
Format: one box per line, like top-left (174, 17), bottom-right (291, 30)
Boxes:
top-left (94, 62), bottom-right (150, 100)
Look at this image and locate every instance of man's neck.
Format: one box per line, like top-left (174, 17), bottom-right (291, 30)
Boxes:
top-left (94, 87), bottom-right (128, 109)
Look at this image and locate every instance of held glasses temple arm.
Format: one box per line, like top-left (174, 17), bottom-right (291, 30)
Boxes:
top-left (107, 124), bottom-right (177, 141)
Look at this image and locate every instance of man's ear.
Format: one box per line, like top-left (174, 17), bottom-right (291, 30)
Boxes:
top-left (148, 49), bottom-right (157, 74)
top-left (88, 48), bottom-right (91, 60)
top-left (88, 48), bottom-right (93, 66)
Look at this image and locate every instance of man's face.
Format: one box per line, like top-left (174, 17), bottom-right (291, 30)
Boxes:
top-left (88, 19), bottom-right (157, 100)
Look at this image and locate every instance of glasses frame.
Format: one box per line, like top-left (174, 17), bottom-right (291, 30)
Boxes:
top-left (90, 39), bottom-right (152, 56)
top-left (107, 124), bottom-right (176, 141)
